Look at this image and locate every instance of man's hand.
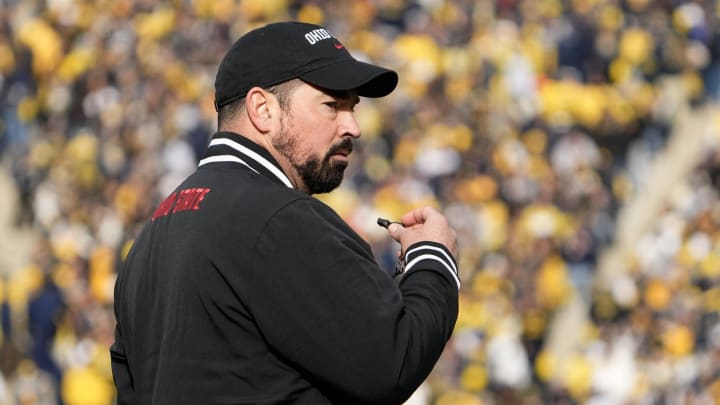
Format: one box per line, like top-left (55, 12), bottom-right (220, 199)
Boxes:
top-left (386, 206), bottom-right (458, 258)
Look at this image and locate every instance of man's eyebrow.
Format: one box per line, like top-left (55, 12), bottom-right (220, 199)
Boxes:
top-left (323, 89), bottom-right (359, 103)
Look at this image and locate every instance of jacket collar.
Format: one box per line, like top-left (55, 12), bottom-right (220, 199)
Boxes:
top-left (198, 131), bottom-right (294, 189)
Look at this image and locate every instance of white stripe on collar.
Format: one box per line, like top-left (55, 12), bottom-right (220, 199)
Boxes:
top-left (198, 155), bottom-right (259, 174)
top-left (204, 138), bottom-right (294, 188)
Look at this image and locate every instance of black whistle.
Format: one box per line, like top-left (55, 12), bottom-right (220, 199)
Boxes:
top-left (377, 217), bottom-right (402, 229)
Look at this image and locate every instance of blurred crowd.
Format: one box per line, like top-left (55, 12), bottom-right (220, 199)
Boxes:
top-left (1, 0), bottom-right (719, 404)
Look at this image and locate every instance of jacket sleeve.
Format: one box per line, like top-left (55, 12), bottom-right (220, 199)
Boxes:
top-left (110, 321), bottom-right (136, 405)
top-left (246, 198), bottom-right (459, 404)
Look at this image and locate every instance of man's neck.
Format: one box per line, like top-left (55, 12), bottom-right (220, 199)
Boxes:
top-left (217, 127), bottom-right (306, 192)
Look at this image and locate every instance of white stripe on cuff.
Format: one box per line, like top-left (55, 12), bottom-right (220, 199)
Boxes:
top-left (404, 254), bottom-right (461, 290)
top-left (405, 245), bottom-right (458, 275)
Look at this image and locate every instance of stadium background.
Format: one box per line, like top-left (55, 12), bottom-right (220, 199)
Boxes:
top-left (1, 0), bottom-right (720, 404)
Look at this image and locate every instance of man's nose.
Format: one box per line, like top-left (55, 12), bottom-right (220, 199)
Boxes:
top-left (339, 111), bottom-right (361, 138)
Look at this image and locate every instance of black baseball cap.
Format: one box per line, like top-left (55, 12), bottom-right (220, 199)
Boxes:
top-left (214, 21), bottom-right (399, 111)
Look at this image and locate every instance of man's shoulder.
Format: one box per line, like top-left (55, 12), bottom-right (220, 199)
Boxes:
top-left (190, 165), bottom-right (307, 208)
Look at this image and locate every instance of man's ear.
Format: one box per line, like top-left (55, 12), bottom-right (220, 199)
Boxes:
top-left (245, 87), bottom-right (276, 133)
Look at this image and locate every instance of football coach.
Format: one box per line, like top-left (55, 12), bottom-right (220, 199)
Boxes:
top-left (111, 21), bottom-right (460, 404)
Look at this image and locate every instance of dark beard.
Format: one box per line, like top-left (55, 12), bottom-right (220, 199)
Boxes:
top-left (297, 138), bottom-right (352, 194)
top-left (272, 119), bottom-right (352, 194)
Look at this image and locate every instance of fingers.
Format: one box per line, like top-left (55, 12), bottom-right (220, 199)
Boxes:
top-left (383, 206), bottom-right (457, 259)
top-left (401, 206), bottom-right (439, 228)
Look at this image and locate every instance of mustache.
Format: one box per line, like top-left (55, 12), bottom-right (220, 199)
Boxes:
top-left (327, 138), bottom-right (353, 156)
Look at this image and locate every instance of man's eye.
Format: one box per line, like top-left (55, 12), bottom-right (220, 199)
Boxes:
top-left (324, 101), bottom-right (356, 112)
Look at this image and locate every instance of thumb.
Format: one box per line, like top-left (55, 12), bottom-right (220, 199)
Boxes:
top-left (387, 223), bottom-right (404, 241)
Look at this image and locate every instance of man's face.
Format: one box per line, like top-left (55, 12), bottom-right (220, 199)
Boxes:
top-left (271, 83), bottom-right (361, 194)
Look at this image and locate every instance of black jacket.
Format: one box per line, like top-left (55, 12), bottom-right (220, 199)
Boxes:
top-left (111, 131), bottom-right (459, 404)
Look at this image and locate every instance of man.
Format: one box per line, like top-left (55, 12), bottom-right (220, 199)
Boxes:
top-left (111, 21), bottom-right (460, 404)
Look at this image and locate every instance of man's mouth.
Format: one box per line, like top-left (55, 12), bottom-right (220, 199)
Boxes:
top-left (329, 140), bottom-right (353, 158)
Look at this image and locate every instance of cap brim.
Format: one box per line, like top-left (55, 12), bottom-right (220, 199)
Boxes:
top-left (300, 59), bottom-right (398, 98)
